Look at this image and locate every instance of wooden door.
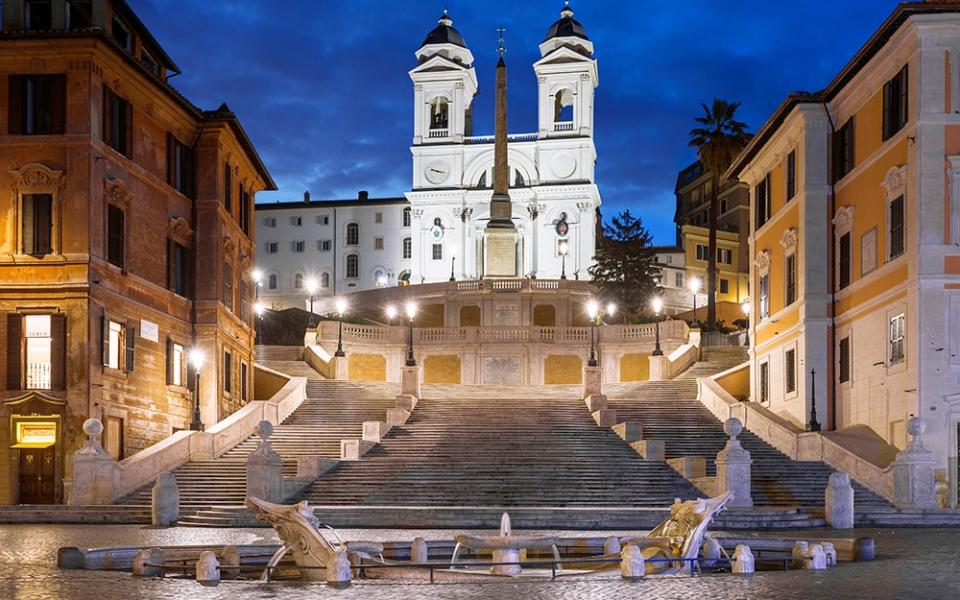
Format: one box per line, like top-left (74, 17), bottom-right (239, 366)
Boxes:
top-left (18, 446), bottom-right (56, 504)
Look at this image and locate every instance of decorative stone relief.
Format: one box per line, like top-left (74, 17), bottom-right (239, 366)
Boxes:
top-left (753, 250), bottom-right (771, 271)
top-left (10, 162), bottom-right (64, 193)
top-left (550, 153), bottom-right (577, 179)
top-left (483, 356), bottom-right (521, 385)
top-left (779, 228), bottom-right (798, 251)
top-left (104, 178), bottom-right (131, 210)
top-left (881, 165), bottom-right (907, 195)
top-left (832, 206), bottom-right (855, 235)
top-left (168, 217), bottom-right (193, 246)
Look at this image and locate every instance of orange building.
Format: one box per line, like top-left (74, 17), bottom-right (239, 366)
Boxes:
top-left (0, 0), bottom-right (274, 504)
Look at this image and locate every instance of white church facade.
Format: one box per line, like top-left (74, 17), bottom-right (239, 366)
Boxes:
top-left (255, 5), bottom-right (602, 308)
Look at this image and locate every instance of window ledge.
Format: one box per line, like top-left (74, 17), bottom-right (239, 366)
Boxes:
top-left (102, 367), bottom-right (129, 380)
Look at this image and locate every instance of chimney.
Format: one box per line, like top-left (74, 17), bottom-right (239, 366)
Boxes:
top-left (358, 190), bottom-right (369, 201)
top-left (304, 190), bottom-right (311, 204)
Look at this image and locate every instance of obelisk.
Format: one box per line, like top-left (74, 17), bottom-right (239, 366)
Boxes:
top-left (484, 28), bottom-right (518, 278)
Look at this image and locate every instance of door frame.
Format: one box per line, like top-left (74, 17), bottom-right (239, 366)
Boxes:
top-left (3, 392), bottom-right (66, 504)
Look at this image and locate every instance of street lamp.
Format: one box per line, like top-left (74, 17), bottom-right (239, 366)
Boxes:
top-left (688, 276), bottom-right (702, 327)
top-left (405, 301), bottom-right (418, 367)
top-left (559, 240), bottom-right (569, 280)
top-left (334, 297), bottom-right (347, 357)
top-left (251, 268), bottom-right (264, 299)
top-left (741, 299), bottom-right (750, 345)
top-left (449, 248), bottom-right (457, 282)
top-left (586, 299), bottom-right (600, 367)
top-left (188, 348), bottom-right (205, 431)
top-left (305, 277), bottom-right (318, 328)
top-left (651, 296), bottom-right (664, 356)
top-left (254, 301), bottom-right (265, 345)
top-left (385, 304), bottom-right (398, 325)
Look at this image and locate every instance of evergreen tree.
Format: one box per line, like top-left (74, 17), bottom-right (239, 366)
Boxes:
top-left (588, 210), bottom-right (659, 321)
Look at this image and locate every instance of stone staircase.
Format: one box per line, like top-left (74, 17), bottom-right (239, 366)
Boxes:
top-left (255, 344), bottom-right (325, 379)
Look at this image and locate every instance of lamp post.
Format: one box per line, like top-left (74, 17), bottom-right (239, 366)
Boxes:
top-left (385, 304), bottom-right (398, 325)
top-left (188, 348), bottom-right (205, 431)
top-left (334, 297), bottom-right (347, 358)
top-left (449, 248), bottom-right (457, 282)
top-left (807, 369), bottom-right (822, 432)
top-left (741, 300), bottom-right (750, 346)
top-left (305, 277), bottom-right (318, 328)
top-left (405, 301), bottom-right (417, 367)
top-left (254, 301), bottom-right (265, 345)
top-left (559, 240), bottom-right (569, 280)
top-left (651, 296), bottom-right (664, 356)
top-left (688, 276), bottom-right (702, 327)
top-left (586, 300), bottom-right (599, 367)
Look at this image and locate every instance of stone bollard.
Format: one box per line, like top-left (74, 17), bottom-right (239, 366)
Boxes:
top-left (792, 541), bottom-right (809, 569)
top-left (246, 421), bottom-right (284, 503)
top-left (891, 416), bottom-right (938, 509)
top-left (825, 471), bottom-right (855, 529)
top-left (220, 545), bottom-right (240, 580)
top-left (716, 418), bottom-right (753, 507)
top-left (196, 551), bottom-right (220, 585)
top-left (732, 545), bottom-right (754, 574)
top-left (603, 536), bottom-right (621, 555)
top-left (821, 542), bottom-right (837, 567)
top-left (620, 543), bottom-right (645, 580)
top-left (151, 471), bottom-right (179, 527)
top-left (809, 544), bottom-right (827, 570)
top-left (326, 549), bottom-right (352, 588)
top-left (701, 536), bottom-right (721, 568)
top-left (411, 537), bottom-right (429, 564)
top-left (132, 547), bottom-right (164, 577)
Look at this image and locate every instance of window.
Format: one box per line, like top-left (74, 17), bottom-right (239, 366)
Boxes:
top-left (719, 279), bottom-right (729, 294)
top-left (316, 215), bottom-right (329, 225)
top-left (166, 135), bottom-right (193, 196)
top-left (223, 164), bottom-right (232, 213)
top-left (665, 255), bottom-right (673, 264)
top-left (432, 243), bottom-right (443, 260)
top-left (268, 274), bottom-right (278, 290)
top-left (319, 239), bottom-right (332, 252)
top-left (889, 195), bottom-right (904, 259)
top-left (292, 241), bottom-right (305, 253)
top-left (755, 173), bottom-right (772, 228)
top-left (786, 150), bottom-right (796, 201)
top-left (883, 65), bottom-right (909, 141)
top-left (430, 97), bottom-right (449, 130)
top-left (140, 51), bottom-right (159, 76)
top-left (785, 254), bottom-right (797, 305)
top-left (290, 216), bottom-right (302, 226)
top-left (785, 348), bottom-right (796, 394)
top-left (838, 232), bottom-right (851, 290)
top-left (25, 0), bottom-right (52, 29)
top-left (375, 212), bottom-right (383, 224)
top-left (265, 242), bottom-right (278, 254)
top-left (240, 362), bottom-right (249, 402)
top-left (675, 272), bottom-right (683, 288)
top-left (838, 337), bottom-right (851, 383)
top-left (321, 272), bottom-right (330, 288)
top-left (759, 361), bottom-right (770, 405)
top-left (66, 1), bottom-right (93, 29)
top-left (403, 237), bottom-right (412, 259)
top-left (7, 75), bottom-right (66, 135)
top-left (21, 194), bottom-right (53, 256)
top-left (168, 240), bottom-right (191, 297)
top-left (719, 199), bottom-right (727, 214)
top-left (112, 16), bottom-right (132, 52)
top-left (403, 207), bottom-right (411, 227)
top-left (106, 204), bottom-right (125, 268)
top-left (165, 340), bottom-right (185, 386)
top-left (239, 281), bottom-right (249, 321)
top-left (346, 223), bottom-right (359, 246)
top-left (718, 248), bottom-right (733, 265)
top-left (833, 117), bottom-right (855, 182)
top-left (223, 351), bottom-right (232, 394)
top-left (102, 317), bottom-right (133, 372)
top-left (346, 254), bottom-right (359, 279)
top-left (374, 237), bottom-right (384, 250)
top-left (21, 314), bottom-right (65, 390)
top-left (239, 187), bottom-right (251, 235)
top-left (294, 273), bottom-right (304, 289)
top-left (759, 274), bottom-right (770, 318)
top-left (222, 262), bottom-right (233, 309)
top-left (696, 244), bottom-right (708, 261)
top-left (103, 86), bottom-right (133, 156)
top-left (263, 217), bottom-right (276, 227)
top-left (889, 313), bottom-right (905, 364)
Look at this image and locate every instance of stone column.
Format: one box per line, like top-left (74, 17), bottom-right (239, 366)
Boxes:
top-left (246, 421), bottom-right (283, 503)
top-left (151, 471), bottom-right (179, 527)
top-left (333, 356), bottom-right (348, 380)
top-left (69, 419), bottom-right (118, 505)
top-left (648, 355), bottom-right (670, 381)
top-left (400, 365), bottom-right (421, 400)
top-left (715, 418), bottom-right (753, 507)
top-left (824, 471), bottom-right (855, 529)
top-left (582, 365), bottom-right (602, 399)
top-left (890, 416), bottom-right (938, 509)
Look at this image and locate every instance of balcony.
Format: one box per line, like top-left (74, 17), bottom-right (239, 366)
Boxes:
top-left (553, 121), bottom-right (574, 132)
top-left (428, 128), bottom-right (448, 138)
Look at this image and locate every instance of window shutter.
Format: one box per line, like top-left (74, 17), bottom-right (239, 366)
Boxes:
top-left (101, 314), bottom-right (109, 366)
top-left (882, 79), bottom-right (891, 140)
top-left (186, 362), bottom-right (196, 392)
top-left (166, 133), bottom-right (175, 187)
top-left (899, 65), bottom-right (909, 128)
top-left (50, 314), bottom-right (66, 389)
top-left (124, 324), bottom-right (135, 372)
top-left (224, 164), bottom-right (232, 213)
top-left (185, 245), bottom-right (194, 299)
top-left (165, 337), bottom-right (173, 385)
top-left (123, 100), bottom-right (133, 156)
top-left (102, 85), bottom-right (113, 145)
top-left (8, 76), bottom-right (23, 134)
top-left (6, 313), bottom-right (22, 390)
top-left (35, 195), bottom-right (52, 255)
top-left (50, 75), bottom-right (67, 134)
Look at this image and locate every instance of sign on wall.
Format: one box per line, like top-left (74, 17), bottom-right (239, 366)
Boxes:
top-left (140, 319), bottom-right (159, 343)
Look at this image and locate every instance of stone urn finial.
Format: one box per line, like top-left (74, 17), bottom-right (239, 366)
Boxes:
top-left (905, 415), bottom-right (927, 453)
top-left (256, 420), bottom-right (274, 442)
top-left (77, 418), bottom-right (110, 457)
top-left (723, 417), bottom-right (743, 440)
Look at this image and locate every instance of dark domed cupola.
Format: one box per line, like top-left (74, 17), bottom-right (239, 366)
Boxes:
top-left (421, 10), bottom-right (468, 50)
top-left (544, 2), bottom-right (589, 43)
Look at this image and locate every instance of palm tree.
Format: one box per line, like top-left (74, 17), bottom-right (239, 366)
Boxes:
top-left (688, 99), bottom-right (750, 332)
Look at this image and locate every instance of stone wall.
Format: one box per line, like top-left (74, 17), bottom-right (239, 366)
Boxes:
top-left (619, 353), bottom-right (650, 382)
top-left (543, 355), bottom-right (583, 384)
top-left (348, 354), bottom-right (387, 381)
top-left (423, 355), bottom-right (461, 384)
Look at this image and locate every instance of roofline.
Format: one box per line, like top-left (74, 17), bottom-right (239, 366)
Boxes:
top-left (255, 197), bottom-right (410, 210)
top-left (726, 93), bottom-right (821, 179)
top-left (203, 109), bottom-right (277, 190)
top-left (112, 0), bottom-right (181, 73)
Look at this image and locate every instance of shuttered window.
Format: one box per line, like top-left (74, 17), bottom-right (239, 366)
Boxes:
top-left (786, 254), bottom-right (797, 305)
top-left (838, 232), bottom-right (851, 290)
top-left (785, 349), bottom-right (796, 394)
top-left (223, 262), bottom-right (233, 310)
top-left (167, 240), bottom-right (192, 298)
top-left (839, 337), bottom-right (851, 383)
top-left (103, 86), bottom-right (133, 156)
top-left (223, 164), bottom-right (232, 213)
top-left (240, 362), bottom-right (248, 402)
top-left (833, 117), bottom-right (855, 182)
top-left (346, 254), bottom-right (359, 278)
top-left (7, 74), bottom-right (66, 135)
top-left (889, 195), bottom-right (905, 259)
top-left (22, 194), bottom-right (53, 256)
top-left (166, 339), bottom-right (185, 386)
top-left (106, 204), bottom-right (125, 268)
top-left (759, 361), bottom-right (769, 405)
top-left (166, 134), bottom-right (194, 197)
top-left (889, 313), bottom-right (905, 364)
top-left (755, 173), bottom-right (771, 228)
top-left (786, 150), bottom-right (796, 201)
top-left (223, 351), bottom-right (232, 394)
top-left (882, 65), bottom-right (908, 141)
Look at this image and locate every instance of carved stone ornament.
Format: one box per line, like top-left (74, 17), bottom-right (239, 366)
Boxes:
top-left (577, 201), bottom-right (592, 212)
top-left (754, 250), bottom-right (771, 271)
top-left (104, 178), bottom-right (131, 210)
top-left (882, 165), bottom-right (907, 195)
top-left (223, 236), bottom-right (236, 257)
top-left (10, 163), bottom-right (63, 192)
top-left (779, 227), bottom-right (798, 250)
top-left (240, 252), bottom-right (252, 270)
top-left (168, 217), bottom-right (193, 246)
top-left (832, 205), bottom-right (855, 233)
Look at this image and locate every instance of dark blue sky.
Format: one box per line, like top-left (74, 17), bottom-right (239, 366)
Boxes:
top-left (134, 0), bottom-right (899, 244)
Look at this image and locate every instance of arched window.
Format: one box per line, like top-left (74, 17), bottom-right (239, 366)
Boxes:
top-left (294, 273), bottom-right (304, 289)
top-left (346, 254), bottom-right (359, 279)
top-left (374, 269), bottom-right (386, 286)
top-left (430, 98), bottom-right (449, 130)
top-left (514, 169), bottom-right (525, 187)
top-left (398, 270), bottom-right (411, 286)
top-left (402, 207), bottom-right (411, 227)
top-left (554, 89), bottom-right (574, 123)
top-left (321, 272), bottom-right (330, 288)
top-left (477, 171), bottom-right (487, 189)
top-left (268, 274), bottom-right (278, 290)
top-left (403, 237), bottom-right (412, 259)
top-left (346, 222), bottom-right (359, 246)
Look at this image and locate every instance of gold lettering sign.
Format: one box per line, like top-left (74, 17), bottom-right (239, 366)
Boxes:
top-left (13, 421), bottom-right (57, 448)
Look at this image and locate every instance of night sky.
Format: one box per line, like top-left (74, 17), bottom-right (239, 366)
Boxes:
top-left (133, 0), bottom-right (900, 244)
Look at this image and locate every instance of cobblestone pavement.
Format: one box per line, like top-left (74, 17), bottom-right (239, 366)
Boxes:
top-left (0, 525), bottom-right (957, 599)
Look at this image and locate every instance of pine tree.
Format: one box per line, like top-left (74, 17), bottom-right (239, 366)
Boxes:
top-left (588, 210), bottom-right (659, 321)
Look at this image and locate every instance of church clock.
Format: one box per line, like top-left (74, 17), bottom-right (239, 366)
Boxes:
top-left (424, 160), bottom-right (451, 185)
